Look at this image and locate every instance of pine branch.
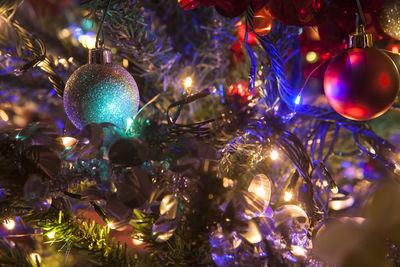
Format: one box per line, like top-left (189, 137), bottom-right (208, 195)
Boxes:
top-left (24, 207), bottom-right (138, 267)
top-left (0, 3), bottom-right (65, 98)
top-left (0, 238), bottom-right (34, 267)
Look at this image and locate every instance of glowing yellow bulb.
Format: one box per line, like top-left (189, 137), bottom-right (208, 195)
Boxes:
top-left (0, 110), bottom-right (9, 121)
top-left (46, 230), bottom-right (55, 239)
top-left (329, 196), bottom-right (354, 211)
top-left (122, 58), bottom-right (129, 68)
top-left (392, 46), bottom-right (399, 54)
top-left (79, 34), bottom-right (96, 49)
top-left (395, 164), bottom-right (400, 175)
top-left (133, 238), bottom-right (143, 245)
top-left (132, 233), bottom-right (144, 245)
top-left (330, 185), bottom-right (339, 194)
top-left (37, 61), bottom-right (45, 67)
top-left (3, 219), bottom-right (15, 230)
top-left (62, 137), bottom-right (77, 148)
top-left (270, 150), bottom-right (279, 160)
top-left (305, 51), bottom-right (319, 63)
top-left (283, 191), bottom-right (293, 202)
top-left (223, 177), bottom-right (235, 188)
top-left (59, 28), bottom-right (71, 39)
top-left (59, 58), bottom-right (67, 65)
top-left (184, 77), bottom-right (193, 89)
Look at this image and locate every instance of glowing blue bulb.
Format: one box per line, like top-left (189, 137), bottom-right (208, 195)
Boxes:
top-left (71, 26), bottom-right (84, 39)
top-left (294, 95), bottom-right (301, 105)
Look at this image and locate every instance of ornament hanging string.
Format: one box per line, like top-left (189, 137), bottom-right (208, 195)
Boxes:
top-left (95, 0), bottom-right (112, 48)
top-left (355, 0), bottom-right (366, 26)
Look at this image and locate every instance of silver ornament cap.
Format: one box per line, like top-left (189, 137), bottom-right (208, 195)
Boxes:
top-left (89, 48), bottom-right (112, 64)
top-left (349, 25), bottom-right (373, 49)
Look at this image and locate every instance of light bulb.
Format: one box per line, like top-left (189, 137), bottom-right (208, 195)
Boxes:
top-left (305, 51), bottom-right (319, 63)
top-left (3, 219), bottom-right (15, 230)
top-left (291, 245), bottom-right (307, 257)
top-left (30, 253), bottom-right (41, 264)
top-left (283, 191), bottom-right (293, 202)
top-left (184, 77), bottom-right (193, 89)
top-left (62, 137), bottom-right (77, 148)
top-left (295, 95), bottom-right (301, 105)
top-left (46, 230), bottom-right (55, 239)
top-left (107, 222), bottom-right (115, 229)
top-left (270, 150), bottom-right (279, 160)
top-left (126, 117), bottom-right (134, 128)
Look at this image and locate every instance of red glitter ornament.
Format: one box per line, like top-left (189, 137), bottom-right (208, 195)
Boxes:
top-left (178, 0), bottom-right (215, 10)
top-left (214, 0), bottom-right (250, 18)
top-left (251, 0), bottom-right (271, 12)
top-left (178, 0), bottom-right (271, 18)
top-left (324, 48), bottom-right (399, 120)
top-left (269, 0), bottom-right (317, 26)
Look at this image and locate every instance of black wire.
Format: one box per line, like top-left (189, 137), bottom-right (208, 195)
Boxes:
top-left (95, 0), bottom-right (112, 48)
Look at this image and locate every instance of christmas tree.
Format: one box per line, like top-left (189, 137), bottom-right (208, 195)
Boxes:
top-left (1, 0), bottom-right (400, 266)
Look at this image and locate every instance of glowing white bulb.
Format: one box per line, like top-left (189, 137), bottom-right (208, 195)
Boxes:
top-left (291, 245), bottom-right (307, 257)
top-left (184, 77), bottom-right (193, 89)
top-left (46, 230), bottom-right (55, 239)
top-left (283, 191), bottom-right (293, 202)
top-left (3, 219), bottom-right (15, 230)
top-left (62, 137), bottom-right (77, 148)
top-left (270, 150), bottom-right (279, 161)
top-left (30, 252), bottom-right (41, 264)
top-left (126, 117), bottom-right (134, 128)
top-left (107, 222), bottom-right (115, 229)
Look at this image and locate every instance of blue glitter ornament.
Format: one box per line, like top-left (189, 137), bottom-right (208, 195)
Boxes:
top-left (64, 48), bottom-right (140, 129)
